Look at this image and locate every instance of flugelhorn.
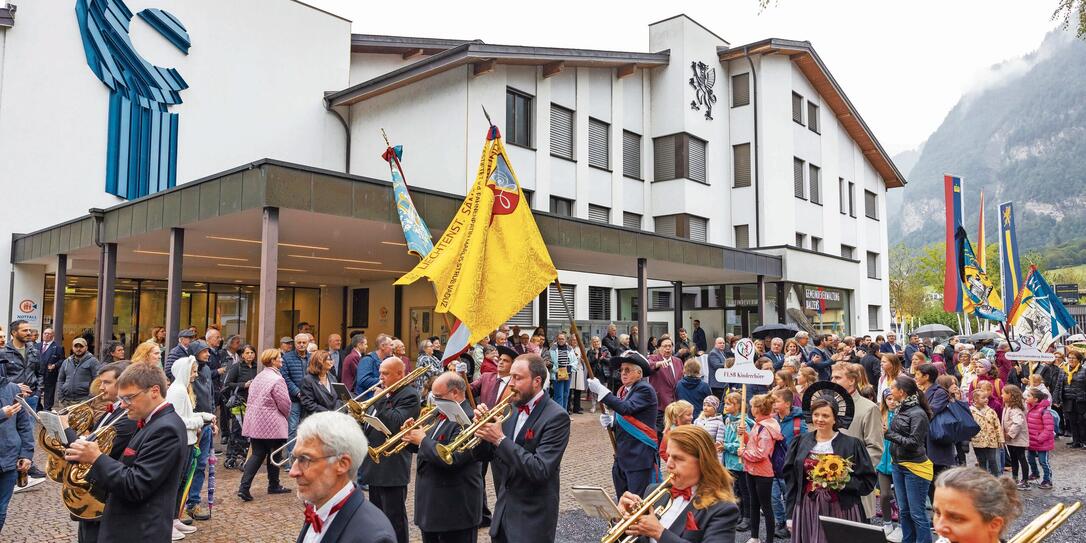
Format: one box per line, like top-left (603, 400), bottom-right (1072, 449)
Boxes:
top-left (368, 407), bottom-right (441, 464)
top-left (269, 381), bottom-right (381, 468)
top-left (601, 474), bottom-right (674, 543)
top-left (435, 395), bottom-right (515, 464)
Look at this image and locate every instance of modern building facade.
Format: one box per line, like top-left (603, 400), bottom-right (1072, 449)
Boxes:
top-left (0, 1), bottom-right (901, 357)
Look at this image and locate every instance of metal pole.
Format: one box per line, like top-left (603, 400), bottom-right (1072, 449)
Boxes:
top-left (672, 281), bottom-right (683, 336)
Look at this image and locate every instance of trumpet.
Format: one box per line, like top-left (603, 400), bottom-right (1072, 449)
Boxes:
top-left (269, 382), bottom-right (381, 468)
top-left (1009, 501), bottom-right (1081, 543)
top-left (368, 407), bottom-right (441, 464)
top-left (435, 395), bottom-right (515, 464)
top-left (601, 474), bottom-right (674, 543)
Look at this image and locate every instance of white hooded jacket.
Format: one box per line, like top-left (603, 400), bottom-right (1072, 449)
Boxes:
top-left (165, 355), bottom-right (215, 445)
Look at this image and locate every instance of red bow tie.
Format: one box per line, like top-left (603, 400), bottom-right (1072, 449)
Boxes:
top-left (437, 413), bottom-right (447, 421)
top-left (304, 489), bottom-right (354, 534)
top-left (105, 404), bottom-right (115, 413)
top-left (137, 419), bottom-right (145, 429)
top-left (670, 486), bottom-right (693, 501)
top-left (517, 404), bottom-right (531, 415)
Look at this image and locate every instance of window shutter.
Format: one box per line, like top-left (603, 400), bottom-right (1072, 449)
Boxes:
top-left (588, 118), bottom-right (609, 169)
top-left (865, 190), bottom-right (879, 219)
top-left (809, 164), bottom-right (821, 204)
top-left (733, 143), bottom-right (751, 188)
top-left (841, 245), bottom-right (855, 259)
top-left (688, 216), bottom-right (708, 242)
top-left (588, 204), bottom-right (610, 223)
top-left (793, 158), bottom-right (805, 198)
top-left (506, 301), bottom-right (535, 327)
top-left (734, 225), bottom-right (749, 249)
top-left (811, 236), bottom-right (822, 252)
top-left (687, 137), bottom-right (706, 183)
top-left (622, 131), bottom-right (642, 178)
top-left (848, 182), bottom-right (856, 217)
top-left (731, 73), bottom-right (750, 107)
top-left (650, 290), bottom-right (672, 311)
top-left (795, 232), bottom-right (806, 248)
top-left (548, 284), bottom-right (575, 320)
top-left (868, 305), bottom-right (881, 330)
top-left (653, 136), bottom-right (676, 181)
top-left (839, 178), bottom-right (847, 214)
top-left (792, 93), bottom-right (804, 125)
top-left (550, 105), bottom-right (574, 159)
top-left (588, 287), bottom-right (611, 320)
top-left (623, 212), bottom-right (642, 230)
top-left (807, 102), bottom-right (819, 133)
top-left (867, 252), bottom-right (879, 279)
top-left (655, 215), bottom-right (677, 237)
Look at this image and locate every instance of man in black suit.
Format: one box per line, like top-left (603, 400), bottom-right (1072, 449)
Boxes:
top-left (292, 411), bottom-right (396, 543)
top-left (67, 362), bottom-right (137, 543)
top-left (64, 362), bottom-right (187, 542)
top-left (360, 357), bottom-right (421, 543)
top-left (472, 353), bottom-right (571, 543)
top-left (37, 328), bottom-right (65, 411)
top-left (587, 350), bottom-right (659, 498)
top-left (403, 371), bottom-right (482, 543)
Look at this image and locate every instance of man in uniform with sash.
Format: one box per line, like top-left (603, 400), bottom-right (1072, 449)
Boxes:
top-left (587, 350), bottom-right (659, 497)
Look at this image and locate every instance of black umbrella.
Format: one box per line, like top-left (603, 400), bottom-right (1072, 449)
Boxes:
top-left (912, 324), bottom-right (955, 338)
top-left (751, 323), bottom-right (800, 340)
top-left (968, 330), bottom-right (1001, 343)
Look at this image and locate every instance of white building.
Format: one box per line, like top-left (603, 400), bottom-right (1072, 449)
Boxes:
top-left (0, 2), bottom-right (902, 356)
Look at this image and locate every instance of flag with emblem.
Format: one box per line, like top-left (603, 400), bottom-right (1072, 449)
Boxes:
top-left (998, 201), bottom-right (1024, 314)
top-left (955, 226), bottom-right (1004, 322)
top-left (395, 124), bottom-right (557, 346)
top-left (382, 145), bottom-right (434, 258)
top-left (1009, 265), bottom-right (1076, 351)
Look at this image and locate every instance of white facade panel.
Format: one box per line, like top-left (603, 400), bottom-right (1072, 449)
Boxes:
top-left (550, 157), bottom-right (577, 199)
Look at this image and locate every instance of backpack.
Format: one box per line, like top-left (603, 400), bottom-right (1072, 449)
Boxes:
top-left (760, 419), bottom-right (798, 478)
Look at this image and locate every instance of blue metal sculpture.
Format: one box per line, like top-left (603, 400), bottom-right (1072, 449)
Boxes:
top-left (75, 0), bottom-right (190, 199)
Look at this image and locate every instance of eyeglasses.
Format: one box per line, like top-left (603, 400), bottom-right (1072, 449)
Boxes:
top-left (288, 453), bottom-right (339, 471)
top-left (118, 389), bottom-right (148, 405)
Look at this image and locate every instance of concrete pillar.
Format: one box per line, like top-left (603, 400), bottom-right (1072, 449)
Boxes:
top-left (637, 258), bottom-right (648, 353)
top-left (257, 207), bottom-right (279, 351)
top-left (756, 274), bottom-right (767, 329)
top-left (53, 255), bottom-right (67, 348)
top-left (672, 281), bottom-right (683, 335)
top-left (165, 228), bottom-right (184, 352)
top-left (98, 243), bottom-right (117, 353)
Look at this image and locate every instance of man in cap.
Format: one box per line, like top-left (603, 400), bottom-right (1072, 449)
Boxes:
top-left (181, 340), bottom-right (217, 522)
top-left (586, 350), bottom-right (659, 497)
top-left (165, 329), bottom-right (195, 379)
top-left (279, 336), bottom-right (294, 355)
top-left (56, 337), bottom-right (100, 407)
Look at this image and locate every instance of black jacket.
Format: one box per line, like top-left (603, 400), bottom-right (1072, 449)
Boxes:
top-left (474, 394), bottom-right (571, 543)
top-left (223, 360), bottom-right (259, 402)
top-left (860, 353), bottom-right (881, 390)
top-left (87, 403), bottom-right (188, 542)
top-left (294, 487), bottom-right (396, 543)
top-left (0, 343), bottom-right (41, 390)
top-left (783, 431), bottom-right (877, 517)
top-left (636, 482), bottom-right (740, 543)
top-left (411, 399), bottom-right (484, 532)
top-left (885, 398), bottom-right (929, 464)
top-left (1062, 365), bottom-right (1086, 404)
top-left (360, 385), bottom-right (420, 487)
top-left (602, 333), bottom-right (623, 357)
top-left (299, 374), bottom-right (338, 419)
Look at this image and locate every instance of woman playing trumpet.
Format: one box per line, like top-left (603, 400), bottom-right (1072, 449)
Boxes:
top-left (617, 425), bottom-right (739, 543)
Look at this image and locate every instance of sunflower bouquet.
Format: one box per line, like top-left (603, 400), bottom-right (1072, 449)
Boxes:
top-left (805, 454), bottom-right (854, 493)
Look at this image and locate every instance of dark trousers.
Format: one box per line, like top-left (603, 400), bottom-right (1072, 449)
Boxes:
top-left (730, 469), bottom-right (750, 520)
top-left (238, 438), bottom-right (283, 492)
top-left (974, 447), bottom-right (1001, 477)
top-left (1065, 399), bottom-right (1086, 444)
top-left (1008, 445), bottom-right (1029, 481)
top-left (479, 461), bottom-right (493, 522)
top-left (655, 410), bottom-right (665, 435)
top-left (747, 474), bottom-right (775, 542)
top-left (77, 520), bottom-right (100, 543)
top-left (612, 463), bottom-right (652, 498)
top-left (43, 371), bottom-right (59, 411)
top-left (928, 464), bottom-right (950, 502)
top-left (370, 485), bottom-right (409, 543)
top-left (422, 527), bottom-right (477, 543)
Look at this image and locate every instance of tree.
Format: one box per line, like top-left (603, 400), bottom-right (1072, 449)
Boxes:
top-left (1053, 0), bottom-right (1086, 40)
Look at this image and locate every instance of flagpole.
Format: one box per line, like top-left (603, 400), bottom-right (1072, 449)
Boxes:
top-left (554, 279), bottom-right (617, 452)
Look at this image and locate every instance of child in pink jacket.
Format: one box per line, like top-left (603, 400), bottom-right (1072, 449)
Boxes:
top-left (739, 393), bottom-right (783, 543)
top-left (1025, 386), bottom-right (1054, 489)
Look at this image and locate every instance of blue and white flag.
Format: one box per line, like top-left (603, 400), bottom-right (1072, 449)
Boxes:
top-left (382, 145), bottom-right (434, 258)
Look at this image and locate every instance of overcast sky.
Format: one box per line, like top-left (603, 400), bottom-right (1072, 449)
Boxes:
top-left (307, 0), bottom-right (1060, 154)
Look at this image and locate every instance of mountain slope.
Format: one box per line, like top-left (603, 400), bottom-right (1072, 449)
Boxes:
top-left (888, 30), bottom-right (1086, 254)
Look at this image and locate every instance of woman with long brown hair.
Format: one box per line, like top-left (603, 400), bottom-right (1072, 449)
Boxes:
top-left (298, 350), bottom-right (336, 420)
top-left (618, 425), bottom-right (740, 542)
top-left (878, 353), bottom-right (903, 400)
top-left (130, 339), bottom-right (162, 367)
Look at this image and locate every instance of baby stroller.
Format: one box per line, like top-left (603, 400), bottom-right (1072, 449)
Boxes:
top-left (223, 391), bottom-right (249, 470)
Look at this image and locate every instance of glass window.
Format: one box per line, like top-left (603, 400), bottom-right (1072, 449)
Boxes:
top-left (182, 282), bottom-right (209, 335)
top-left (784, 283), bottom-right (851, 335)
top-left (506, 89), bottom-right (533, 147)
top-left (294, 288), bottom-right (321, 339)
top-left (138, 280), bottom-right (167, 346)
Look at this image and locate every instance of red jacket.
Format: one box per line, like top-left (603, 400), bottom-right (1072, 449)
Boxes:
top-left (647, 355), bottom-right (684, 412)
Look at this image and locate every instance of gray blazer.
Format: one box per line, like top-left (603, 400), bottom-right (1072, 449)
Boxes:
top-left (476, 394), bottom-right (571, 543)
top-left (412, 399), bottom-right (484, 532)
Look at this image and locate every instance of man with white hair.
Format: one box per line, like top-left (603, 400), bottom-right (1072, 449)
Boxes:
top-left (766, 337), bottom-right (785, 371)
top-left (292, 411), bottom-right (396, 543)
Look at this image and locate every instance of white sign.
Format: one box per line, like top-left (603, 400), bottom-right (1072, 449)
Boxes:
top-left (715, 338), bottom-right (774, 385)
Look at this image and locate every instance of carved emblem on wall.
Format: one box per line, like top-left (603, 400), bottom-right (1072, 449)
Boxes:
top-left (688, 61), bottom-right (717, 120)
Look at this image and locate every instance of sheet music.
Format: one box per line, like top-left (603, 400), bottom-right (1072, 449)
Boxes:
top-left (433, 398), bottom-right (472, 427)
top-left (571, 485), bottom-right (622, 521)
top-left (24, 400), bottom-right (69, 445)
top-left (363, 413), bottom-right (391, 435)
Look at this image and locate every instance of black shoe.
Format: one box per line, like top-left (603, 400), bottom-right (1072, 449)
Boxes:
top-left (775, 524), bottom-right (791, 539)
top-left (236, 490), bottom-right (253, 502)
top-left (479, 516), bottom-right (492, 528)
top-left (268, 486), bottom-right (291, 495)
top-left (1067, 442), bottom-right (1079, 448)
top-left (27, 466), bottom-right (46, 479)
top-left (736, 519), bottom-right (751, 532)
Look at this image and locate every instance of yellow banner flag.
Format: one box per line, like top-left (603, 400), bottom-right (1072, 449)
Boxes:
top-left (394, 126), bottom-right (557, 346)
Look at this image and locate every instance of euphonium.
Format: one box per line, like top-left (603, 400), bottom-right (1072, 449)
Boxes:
top-left (435, 394), bottom-right (515, 464)
top-left (61, 408), bottom-right (128, 521)
top-left (601, 474), bottom-right (674, 543)
top-left (368, 406), bottom-right (440, 464)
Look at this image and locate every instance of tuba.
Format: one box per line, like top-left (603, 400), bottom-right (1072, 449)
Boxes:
top-left (435, 394), bottom-right (515, 464)
top-left (601, 474), bottom-right (674, 543)
top-left (61, 409), bottom-right (128, 520)
top-left (368, 406), bottom-right (441, 464)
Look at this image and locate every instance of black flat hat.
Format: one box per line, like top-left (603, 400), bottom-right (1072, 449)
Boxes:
top-left (609, 350), bottom-right (652, 375)
top-left (801, 381), bottom-right (855, 428)
top-left (496, 345), bottom-right (519, 361)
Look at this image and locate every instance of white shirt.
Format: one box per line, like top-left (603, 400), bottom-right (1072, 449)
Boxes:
top-left (301, 481), bottom-right (355, 543)
top-left (495, 376), bottom-right (510, 402)
top-left (652, 485), bottom-right (695, 543)
top-left (513, 388), bottom-right (547, 438)
top-left (813, 433), bottom-right (837, 454)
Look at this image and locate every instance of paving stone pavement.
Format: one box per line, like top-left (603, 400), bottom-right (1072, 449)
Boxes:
top-left (9, 415), bottom-right (1086, 542)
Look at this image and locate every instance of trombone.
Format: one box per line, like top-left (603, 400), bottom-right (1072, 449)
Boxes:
top-left (435, 394), bottom-right (515, 464)
top-left (601, 474), bottom-right (674, 543)
top-left (269, 382), bottom-right (380, 467)
top-left (367, 407), bottom-right (442, 464)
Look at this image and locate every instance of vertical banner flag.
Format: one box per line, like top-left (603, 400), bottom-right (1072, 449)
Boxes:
top-left (955, 226), bottom-right (1005, 322)
top-left (943, 175), bottom-right (965, 312)
top-left (998, 202), bottom-right (1023, 316)
top-left (1009, 266), bottom-right (1077, 352)
top-left (977, 191), bottom-right (986, 265)
top-left (395, 125), bottom-right (558, 347)
top-left (382, 145), bottom-right (434, 258)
